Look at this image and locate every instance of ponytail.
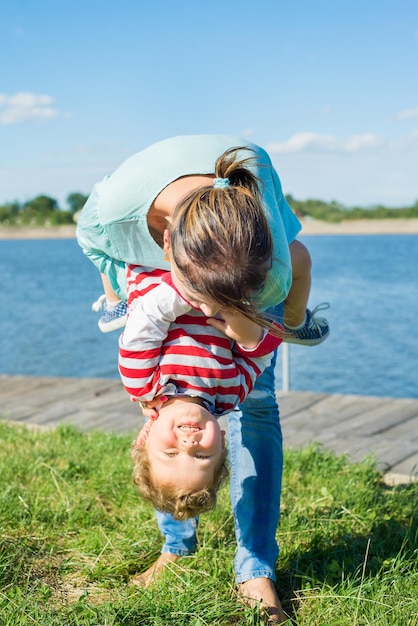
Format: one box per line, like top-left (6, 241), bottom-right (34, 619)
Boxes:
top-left (170, 147), bottom-right (282, 336)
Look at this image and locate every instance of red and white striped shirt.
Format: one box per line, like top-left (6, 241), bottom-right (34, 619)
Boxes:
top-left (118, 266), bottom-right (282, 416)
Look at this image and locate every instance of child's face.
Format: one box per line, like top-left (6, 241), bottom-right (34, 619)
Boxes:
top-left (145, 398), bottom-right (226, 492)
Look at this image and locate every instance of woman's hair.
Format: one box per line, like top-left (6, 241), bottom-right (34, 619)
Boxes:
top-left (131, 442), bottom-right (229, 520)
top-left (170, 147), bottom-right (280, 334)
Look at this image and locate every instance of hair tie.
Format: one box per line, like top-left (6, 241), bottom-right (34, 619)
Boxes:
top-left (213, 177), bottom-right (230, 189)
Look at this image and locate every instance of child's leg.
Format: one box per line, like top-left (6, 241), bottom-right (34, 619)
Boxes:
top-left (91, 273), bottom-right (128, 333)
top-left (284, 240), bottom-right (312, 327)
top-left (101, 273), bottom-right (122, 303)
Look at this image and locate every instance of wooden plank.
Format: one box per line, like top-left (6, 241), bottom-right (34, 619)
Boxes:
top-left (277, 391), bottom-right (329, 418)
top-left (279, 394), bottom-right (418, 439)
top-left (279, 393), bottom-right (374, 428)
top-left (390, 453), bottom-right (418, 477)
top-left (0, 374), bottom-right (52, 396)
top-left (319, 433), bottom-right (418, 474)
top-left (0, 376), bottom-right (136, 424)
top-left (333, 397), bottom-right (418, 435)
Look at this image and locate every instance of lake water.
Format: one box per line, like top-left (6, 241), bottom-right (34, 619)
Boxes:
top-left (1, 235), bottom-right (417, 399)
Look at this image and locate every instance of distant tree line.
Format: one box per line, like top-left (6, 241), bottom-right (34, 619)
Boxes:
top-left (286, 195), bottom-right (418, 222)
top-left (0, 193), bottom-right (88, 226)
top-left (0, 192), bottom-right (418, 227)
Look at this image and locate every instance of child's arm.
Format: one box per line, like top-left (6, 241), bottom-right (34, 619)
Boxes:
top-left (119, 281), bottom-right (192, 400)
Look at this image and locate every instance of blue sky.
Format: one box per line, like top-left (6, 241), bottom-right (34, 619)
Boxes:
top-left (1, 0), bottom-right (417, 209)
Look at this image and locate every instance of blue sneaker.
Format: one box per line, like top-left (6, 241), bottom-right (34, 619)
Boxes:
top-left (91, 295), bottom-right (128, 333)
top-left (284, 302), bottom-right (330, 346)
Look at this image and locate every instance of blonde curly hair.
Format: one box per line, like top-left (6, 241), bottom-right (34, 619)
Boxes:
top-left (130, 442), bottom-right (229, 520)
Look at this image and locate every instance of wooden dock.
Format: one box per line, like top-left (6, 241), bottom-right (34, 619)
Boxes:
top-left (1, 375), bottom-right (417, 483)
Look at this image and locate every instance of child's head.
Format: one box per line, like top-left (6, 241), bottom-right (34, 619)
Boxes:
top-left (131, 397), bottom-right (228, 520)
top-left (168, 147), bottom-right (274, 330)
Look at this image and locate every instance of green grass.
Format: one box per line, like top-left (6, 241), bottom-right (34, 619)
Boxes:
top-left (0, 421), bottom-right (416, 625)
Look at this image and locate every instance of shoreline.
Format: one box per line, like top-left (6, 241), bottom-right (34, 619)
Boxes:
top-left (1, 218), bottom-right (418, 240)
top-left (300, 218), bottom-right (418, 235)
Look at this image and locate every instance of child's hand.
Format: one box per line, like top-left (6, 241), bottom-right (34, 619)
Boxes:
top-left (142, 406), bottom-right (159, 420)
top-left (131, 394), bottom-right (168, 420)
top-left (206, 311), bottom-right (263, 349)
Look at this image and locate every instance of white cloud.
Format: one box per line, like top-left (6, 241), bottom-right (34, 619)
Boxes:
top-left (266, 132), bottom-right (336, 153)
top-left (397, 106), bottom-right (418, 120)
top-left (344, 133), bottom-right (383, 152)
top-left (240, 128), bottom-right (256, 138)
top-left (0, 92), bottom-right (59, 124)
top-left (266, 132), bottom-right (384, 154)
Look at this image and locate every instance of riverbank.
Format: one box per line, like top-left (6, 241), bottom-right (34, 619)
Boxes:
top-left (300, 217), bottom-right (418, 235)
top-left (1, 218), bottom-right (418, 239)
top-left (0, 225), bottom-right (77, 239)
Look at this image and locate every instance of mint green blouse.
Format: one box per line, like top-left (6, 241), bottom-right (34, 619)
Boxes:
top-left (76, 134), bottom-right (301, 309)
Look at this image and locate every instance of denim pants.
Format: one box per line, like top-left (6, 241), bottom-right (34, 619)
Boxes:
top-left (156, 305), bottom-right (283, 583)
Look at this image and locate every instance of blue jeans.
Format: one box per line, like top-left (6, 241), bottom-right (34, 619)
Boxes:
top-left (156, 305), bottom-right (283, 583)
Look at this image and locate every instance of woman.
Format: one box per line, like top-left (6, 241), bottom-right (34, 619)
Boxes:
top-left (77, 134), bottom-right (327, 623)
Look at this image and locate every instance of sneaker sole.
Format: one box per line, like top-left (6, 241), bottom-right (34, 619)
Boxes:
top-left (284, 329), bottom-right (330, 346)
top-left (98, 315), bottom-right (128, 333)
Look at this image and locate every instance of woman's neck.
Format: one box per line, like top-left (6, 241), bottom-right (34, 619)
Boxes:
top-left (147, 175), bottom-right (214, 243)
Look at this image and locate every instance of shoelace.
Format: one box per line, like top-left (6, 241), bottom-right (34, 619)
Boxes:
top-left (91, 294), bottom-right (106, 312)
top-left (307, 302), bottom-right (330, 331)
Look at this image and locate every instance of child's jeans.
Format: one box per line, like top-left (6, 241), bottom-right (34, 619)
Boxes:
top-left (156, 304), bottom-right (283, 583)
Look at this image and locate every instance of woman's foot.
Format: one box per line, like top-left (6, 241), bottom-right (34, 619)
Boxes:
top-left (130, 553), bottom-right (180, 587)
top-left (237, 577), bottom-right (289, 624)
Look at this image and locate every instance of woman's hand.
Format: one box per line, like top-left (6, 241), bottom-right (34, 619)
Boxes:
top-left (206, 311), bottom-right (263, 349)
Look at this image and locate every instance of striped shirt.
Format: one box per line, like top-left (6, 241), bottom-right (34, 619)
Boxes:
top-left (118, 266), bottom-right (282, 416)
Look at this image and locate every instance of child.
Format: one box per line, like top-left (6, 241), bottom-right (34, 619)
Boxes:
top-left (119, 248), bottom-right (283, 520)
